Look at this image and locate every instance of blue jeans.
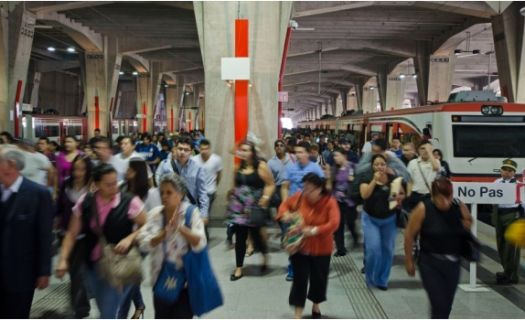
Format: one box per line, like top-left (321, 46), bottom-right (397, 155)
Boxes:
top-left (85, 266), bottom-right (132, 319)
top-left (361, 211), bottom-right (397, 287)
top-left (118, 285), bottom-right (145, 318)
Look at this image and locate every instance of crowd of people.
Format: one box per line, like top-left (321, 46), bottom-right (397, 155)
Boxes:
top-left (0, 127), bottom-right (520, 319)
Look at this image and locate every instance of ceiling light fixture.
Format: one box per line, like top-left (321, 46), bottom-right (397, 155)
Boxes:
top-left (132, 71), bottom-right (138, 76)
top-left (119, 71), bottom-right (125, 75)
top-left (67, 47), bottom-right (76, 53)
top-left (47, 46), bottom-right (56, 52)
top-left (399, 74), bottom-right (406, 79)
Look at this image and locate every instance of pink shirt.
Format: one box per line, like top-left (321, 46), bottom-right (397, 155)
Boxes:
top-left (73, 192), bottom-right (144, 261)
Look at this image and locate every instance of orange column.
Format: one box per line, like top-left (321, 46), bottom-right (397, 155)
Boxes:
top-left (234, 19), bottom-right (249, 146)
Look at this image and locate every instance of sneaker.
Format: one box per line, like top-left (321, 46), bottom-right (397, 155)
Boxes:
top-left (334, 251), bottom-right (347, 257)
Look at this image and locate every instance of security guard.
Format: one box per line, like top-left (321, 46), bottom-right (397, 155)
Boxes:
top-left (493, 159), bottom-right (522, 285)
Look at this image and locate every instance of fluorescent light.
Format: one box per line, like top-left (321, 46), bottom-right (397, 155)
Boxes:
top-left (412, 74), bottom-right (418, 79)
top-left (399, 74), bottom-right (406, 79)
top-left (164, 84), bottom-right (169, 88)
top-left (132, 71), bottom-right (138, 76)
top-left (119, 71), bottom-right (125, 75)
top-left (47, 46), bottom-right (56, 52)
top-left (67, 47), bottom-right (76, 53)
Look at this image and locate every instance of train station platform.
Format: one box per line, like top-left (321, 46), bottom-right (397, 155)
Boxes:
top-left (30, 224), bottom-right (525, 319)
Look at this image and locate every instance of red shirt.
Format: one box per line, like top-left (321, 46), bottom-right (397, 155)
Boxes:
top-left (278, 192), bottom-right (340, 256)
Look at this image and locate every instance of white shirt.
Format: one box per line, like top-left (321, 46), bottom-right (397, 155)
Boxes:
top-left (21, 151), bottom-right (52, 186)
top-left (494, 177), bottom-right (520, 208)
top-left (361, 141), bottom-right (372, 154)
top-left (1, 175), bottom-right (24, 202)
top-left (407, 157), bottom-right (438, 194)
top-left (112, 151), bottom-right (152, 183)
top-left (192, 153), bottom-right (223, 195)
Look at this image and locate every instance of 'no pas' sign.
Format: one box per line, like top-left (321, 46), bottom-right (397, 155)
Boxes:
top-left (453, 182), bottom-right (521, 204)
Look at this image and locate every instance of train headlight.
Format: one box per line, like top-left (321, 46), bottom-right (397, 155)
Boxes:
top-left (481, 105), bottom-right (503, 116)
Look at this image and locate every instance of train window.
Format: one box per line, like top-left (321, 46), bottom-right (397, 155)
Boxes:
top-left (35, 125), bottom-right (59, 138)
top-left (453, 125), bottom-right (525, 158)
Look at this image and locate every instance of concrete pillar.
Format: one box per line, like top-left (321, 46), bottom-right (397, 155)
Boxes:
top-left (29, 72), bottom-right (41, 108)
top-left (0, 5), bottom-right (9, 132)
top-left (136, 61), bottom-right (161, 133)
top-left (363, 86), bottom-right (378, 114)
top-left (427, 52), bottom-right (455, 103)
top-left (85, 52), bottom-right (108, 135)
top-left (491, 2), bottom-right (525, 102)
top-left (84, 37), bottom-right (121, 138)
top-left (195, 1), bottom-right (292, 155)
top-left (355, 82), bottom-right (364, 111)
top-left (340, 89), bottom-right (348, 112)
top-left (376, 65), bottom-right (388, 111)
top-left (165, 86), bottom-right (177, 134)
top-left (386, 74), bottom-right (407, 110)
top-left (330, 95), bottom-right (337, 116)
top-left (414, 41), bottom-right (431, 106)
top-left (7, 5), bottom-right (35, 136)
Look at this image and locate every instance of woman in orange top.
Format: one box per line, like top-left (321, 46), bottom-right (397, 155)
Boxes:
top-left (277, 173), bottom-right (340, 319)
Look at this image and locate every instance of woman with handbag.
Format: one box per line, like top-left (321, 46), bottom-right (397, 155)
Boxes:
top-left (360, 154), bottom-right (405, 290)
top-left (404, 177), bottom-right (473, 319)
top-left (56, 155), bottom-right (93, 318)
top-left (226, 140), bottom-right (275, 281)
top-left (137, 173), bottom-right (207, 319)
top-left (118, 158), bottom-right (161, 319)
top-left (277, 173), bottom-right (340, 319)
top-left (56, 163), bottom-right (147, 319)
top-left (326, 148), bottom-right (358, 257)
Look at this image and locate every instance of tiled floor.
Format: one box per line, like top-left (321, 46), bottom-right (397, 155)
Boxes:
top-left (31, 225), bottom-right (525, 319)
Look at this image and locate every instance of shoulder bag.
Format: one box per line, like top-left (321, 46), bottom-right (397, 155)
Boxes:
top-left (282, 194), bottom-right (305, 255)
top-left (182, 206), bottom-right (224, 316)
top-left (92, 196), bottom-right (143, 289)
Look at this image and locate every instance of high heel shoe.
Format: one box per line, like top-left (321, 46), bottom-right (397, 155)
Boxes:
top-left (131, 307), bottom-right (145, 319)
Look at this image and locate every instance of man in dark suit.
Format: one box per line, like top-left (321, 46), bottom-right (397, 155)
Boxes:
top-left (0, 146), bottom-right (54, 318)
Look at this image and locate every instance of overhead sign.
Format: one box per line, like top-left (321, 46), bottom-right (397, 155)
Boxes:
top-left (453, 182), bottom-right (520, 204)
top-left (221, 57), bottom-right (251, 80)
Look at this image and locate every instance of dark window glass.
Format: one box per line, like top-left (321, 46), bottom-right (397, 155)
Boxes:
top-left (453, 125), bottom-right (525, 157)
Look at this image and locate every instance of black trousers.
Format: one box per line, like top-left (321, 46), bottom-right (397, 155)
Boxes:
top-left (334, 201), bottom-right (358, 253)
top-left (289, 253), bottom-right (331, 308)
top-left (69, 241), bottom-right (90, 317)
top-left (153, 288), bottom-right (193, 319)
top-left (234, 224), bottom-right (268, 267)
top-left (418, 252), bottom-right (461, 319)
top-left (0, 288), bottom-right (34, 319)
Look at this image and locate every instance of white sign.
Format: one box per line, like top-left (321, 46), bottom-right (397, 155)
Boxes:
top-left (221, 57), bottom-right (250, 80)
top-left (21, 103), bottom-right (33, 112)
top-left (136, 114), bottom-right (145, 119)
top-left (453, 182), bottom-right (518, 204)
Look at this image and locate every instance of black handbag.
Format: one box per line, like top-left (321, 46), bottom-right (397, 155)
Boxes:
top-left (249, 206), bottom-right (270, 227)
top-left (460, 230), bottom-right (481, 262)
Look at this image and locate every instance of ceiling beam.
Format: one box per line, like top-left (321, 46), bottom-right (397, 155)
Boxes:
top-left (124, 53), bottom-right (149, 73)
top-left (36, 11), bottom-right (103, 52)
top-left (28, 1), bottom-right (113, 14)
top-left (36, 60), bottom-right (80, 73)
top-left (413, 2), bottom-right (494, 19)
top-left (293, 1), bottom-right (375, 18)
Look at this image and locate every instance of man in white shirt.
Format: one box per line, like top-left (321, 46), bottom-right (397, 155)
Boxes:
top-left (361, 133), bottom-right (379, 155)
top-left (112, 136), bottom-right (151, 184)
top-left (14, 141), bottom-right (55, 193)
top-left (406, 141), bottom-right (440, 210)
top-left (192, 139), bottom-right (222, 210)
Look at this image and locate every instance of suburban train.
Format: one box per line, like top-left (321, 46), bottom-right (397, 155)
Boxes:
top-left (298, 101), bottom-right (525, 182)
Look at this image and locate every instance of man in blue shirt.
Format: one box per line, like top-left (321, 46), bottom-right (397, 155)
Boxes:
top-left (155, 137), bottom-right (210, 224)
top-left (280, 141), bottom-right (325, 281)
top-left (135, 134), bottom-right (160, 172)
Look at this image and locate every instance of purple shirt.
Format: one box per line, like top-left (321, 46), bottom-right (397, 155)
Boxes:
top-left (56, 151), bottom-right (81, 188)
top-left (333, 162), bottom-right (356, 207)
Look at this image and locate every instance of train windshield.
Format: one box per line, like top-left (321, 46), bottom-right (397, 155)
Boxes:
top-left (453, 125), bottom-right (525, 158)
